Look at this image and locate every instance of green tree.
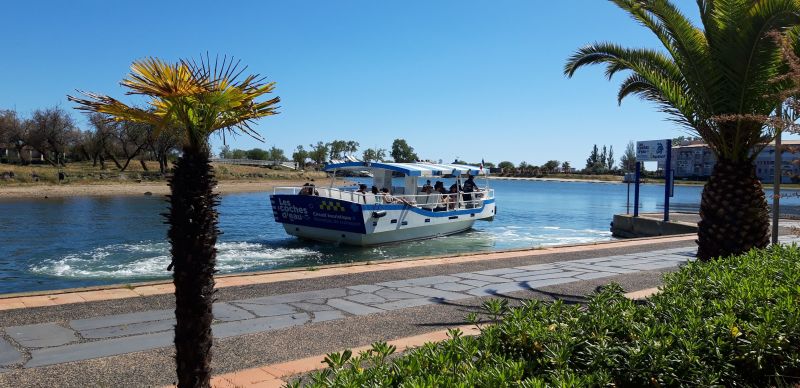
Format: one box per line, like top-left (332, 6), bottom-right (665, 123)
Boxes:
top-left (561, 161), bottom-right (571, 173)
top-left (600, 145), bottom-right (608, 170)
top-left (565, 0), bottom-right (800, 260)
top-left (362, 147), bottom-right (386, 162)
top-left (620, 141), bottom-right (637, 172)
top-left (268, 146), bottom-right (286, 161)
top-left (245, 148), bottom-right (269, 160)
top-left (219, 144), bottom-right (231, 159)
top-left (607, 145), bottom-right (615, 171)
top-left (69, 56), bottom-right (280, 387)
top-left (230, 149), bottom-right (247, 159)
top-left (346, 140), bottom-right (359, 156)
top-left (292, 145), bottom-right (308, 168)
top-left (308, 141), bottom-right (329, 166)
top-left (542, 160), bottom-right (560, 174)
top-left (585, 144), bottom-right (599, 171)
top-left (390, 138), bottom-right (418, 162)
top-left (498, 161), bottom-right (515, 170)
top-left (327, 140), bottom-right (348, 160)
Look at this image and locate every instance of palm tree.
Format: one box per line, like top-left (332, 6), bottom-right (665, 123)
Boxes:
top-left (68, 56), bottom-right (279, 387)
top-left (565, 0), bottom-right (800, 260)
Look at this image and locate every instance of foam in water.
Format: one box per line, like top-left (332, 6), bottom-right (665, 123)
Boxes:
top-left (30, 241), bottom-right (321, 279)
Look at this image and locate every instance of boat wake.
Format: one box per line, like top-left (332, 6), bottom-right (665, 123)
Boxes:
top-left (29, 241), bottom-right (321, 279)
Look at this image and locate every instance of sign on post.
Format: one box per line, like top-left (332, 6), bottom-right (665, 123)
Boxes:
top-left (636, 139), bottom-right (669, 162)
top-left (635, 139), bottom-right (673, 222)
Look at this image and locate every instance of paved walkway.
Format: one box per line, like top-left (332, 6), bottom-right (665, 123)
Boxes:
top-left (1, 234), bottom-right (797, 387)
top-left (0, 242), bottom-right (713, 369)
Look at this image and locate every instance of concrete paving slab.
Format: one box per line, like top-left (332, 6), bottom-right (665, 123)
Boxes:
top-left (474, 268), bottom-right (525, 276)
top-left (374, 289), bottom-right (423, 301)
top-left (0, 338), bottom-right (23, 366)
top-left (512, 271), bottom-right (586, 282)
top-left (311, 310), bottom-right (344, 323)
top-left (397, 286), bottom-right (471, 301)
top-left (79, 319), bottom-right (174, 339)
top-left (235, 303), bottom-right (297, 317)
top-left (377, 275), bottom-right (461, 288)
top-left (289, 302), bottom-right (334, 312)
top-left (575, 272), bottom-right (619, 280)
top-left (26, 331), bottom-right (173, 368)
top-left (557, 264), bottom-right (638, 274)
top-left (213, 313), bottom-right (310, 339)
top-left (326, 299), bottom-right (384, 316)
top-left (433, 282), bottom-right (474, 292)
top-left (372, 298), bottom-right (432, 311)
top-left (457, 279), bottom-right (490, 287)
top-left (501, 268), bottom-right (564, 279)
top-left (346, 285), bottom-right (383, 293)
top-left (69, 309), bottom-right (172, 331)
top-left (344, 293), bottom-right (387, 305)
top-left (526, 277), bottom-right (581, 289)
top-left (6, 323), bottom-right (78, 348)
top-left (235, 289), bottom-right (346, 306)
top-left (214, 303), bottom-right (256, 322)
top-left (452, 272), bottom-right (510, 283)
top-left (467, 282), bottom-right (528, 296)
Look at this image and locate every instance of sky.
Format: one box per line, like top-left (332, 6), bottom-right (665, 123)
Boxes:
top-left (2, 1), bottom-right (792, 167)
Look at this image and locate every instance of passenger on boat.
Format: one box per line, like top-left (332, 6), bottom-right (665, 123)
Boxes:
top-left (447, 185), bottom-right (459, 210)
top-left (380, 187), bottom-right (414, 206)
top-left (356, 184), bottom-right (368, 194)
top-left (299, 183), bottom-right (318, 196)
top-left (463, 174), bottom-right (477, 206)
top-left (422, 180), bottom-right (432, 192)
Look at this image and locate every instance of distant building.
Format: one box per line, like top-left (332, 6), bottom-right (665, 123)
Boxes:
top-left (670, 140), bottom-right (800, 183)
top-left (0, 144), bottom-right (45, 163)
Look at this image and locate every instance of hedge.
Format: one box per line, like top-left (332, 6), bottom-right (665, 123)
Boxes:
top-left (291, 245), bottom-right (800, 387)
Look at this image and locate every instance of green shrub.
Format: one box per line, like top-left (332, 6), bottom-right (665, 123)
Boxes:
top-left (292, 245), bottom-right (800, 387)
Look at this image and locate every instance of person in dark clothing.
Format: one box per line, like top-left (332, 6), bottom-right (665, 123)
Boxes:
top-left (462, 174), bottom-right (478, 206)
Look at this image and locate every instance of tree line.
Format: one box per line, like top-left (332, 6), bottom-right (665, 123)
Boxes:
top-left (0, 106), bottom-right (179, 173)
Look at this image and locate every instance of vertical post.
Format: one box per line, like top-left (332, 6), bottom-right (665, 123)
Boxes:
top-left (772, 131), bottom-right (782, 245)
top-left (634, 162), bottom-right (641, 217)
top-left (626, 182), bottom-right (630, 214)
top-left (664, 139), bottom-right (672, 222)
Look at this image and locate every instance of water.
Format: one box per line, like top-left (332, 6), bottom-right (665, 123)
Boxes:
top-left (1, 179), bottom-right (797, 294)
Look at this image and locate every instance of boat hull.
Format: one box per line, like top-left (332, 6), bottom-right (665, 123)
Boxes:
top-left (282, 219), bottom-right (476, 246)
top-left (270, 194), bottom-right (495, 246)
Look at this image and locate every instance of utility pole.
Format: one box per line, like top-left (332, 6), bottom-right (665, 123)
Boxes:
top-left (772, 130), bottom-right (781, 245)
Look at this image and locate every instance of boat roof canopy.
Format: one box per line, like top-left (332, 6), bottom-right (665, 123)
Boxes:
top-left (324, 162), bottom-right (487, 177)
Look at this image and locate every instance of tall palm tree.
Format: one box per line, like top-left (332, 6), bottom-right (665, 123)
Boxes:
top-left (68, 56), bottom-right (279, 387)
top-left (565, 0), bottom-right (800, 260)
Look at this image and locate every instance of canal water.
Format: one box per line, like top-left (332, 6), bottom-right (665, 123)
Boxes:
top-left (1, 179), bottom-right (796, 294)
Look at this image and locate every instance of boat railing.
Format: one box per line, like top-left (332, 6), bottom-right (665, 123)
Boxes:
top-left (273, 186), bottom-right (494, 211)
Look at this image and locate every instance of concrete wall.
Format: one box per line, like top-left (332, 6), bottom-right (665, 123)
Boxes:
top-left (611, 214), bottom-right (697, 238)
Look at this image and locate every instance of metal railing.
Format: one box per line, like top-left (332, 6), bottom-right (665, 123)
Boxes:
top-left (211, 158), bottom-right (298, 169)
top-left (273, 186), bottom-right (494, 211)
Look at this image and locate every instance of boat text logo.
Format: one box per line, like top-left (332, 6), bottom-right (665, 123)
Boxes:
top-left (277, 198), bottom-right (309, 221)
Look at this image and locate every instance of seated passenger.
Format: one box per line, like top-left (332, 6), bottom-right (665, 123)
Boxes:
top-left (422, 180), bottom-right (433, 193)
top-left (299, 183), bottom-right (313, 195)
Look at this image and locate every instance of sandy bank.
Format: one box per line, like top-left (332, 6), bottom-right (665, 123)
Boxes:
top-left (0, 180), bottom-right (314, 200)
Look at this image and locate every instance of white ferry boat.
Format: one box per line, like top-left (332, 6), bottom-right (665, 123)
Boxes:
top-left (270, 162), bottom-right (496, 246)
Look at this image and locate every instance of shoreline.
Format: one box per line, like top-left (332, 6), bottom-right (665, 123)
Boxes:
top-left (0, 179), bottom-right (314, 200)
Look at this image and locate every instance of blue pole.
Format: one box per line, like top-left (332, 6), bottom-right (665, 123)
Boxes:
top-left (664, 139), bottom-right (672, 222)
top-left (634, 161), bottom-right (641, 217)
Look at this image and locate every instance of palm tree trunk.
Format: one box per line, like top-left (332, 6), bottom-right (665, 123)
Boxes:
top-left (697, 158), bottom-right (770, 261)
top-left (167, 148), bottom-right (219, 388)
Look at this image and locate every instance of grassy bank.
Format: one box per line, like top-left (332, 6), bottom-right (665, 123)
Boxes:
top-left (0, 162), bottom-right (326, 186)
top-left (297, 245), bottom-right (800, 387)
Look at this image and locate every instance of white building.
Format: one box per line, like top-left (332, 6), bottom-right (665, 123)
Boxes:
top-left (671, 140), bottom-right (800, 183)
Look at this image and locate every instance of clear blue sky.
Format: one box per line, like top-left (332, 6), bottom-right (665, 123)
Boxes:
top-left (2, 1), bottom-right (785, 167)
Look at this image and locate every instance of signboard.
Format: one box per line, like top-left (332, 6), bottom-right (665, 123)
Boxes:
top-left (271, 195), bottom-right (366, 233)
top-left (636, 139), bottom-right (670, 162)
